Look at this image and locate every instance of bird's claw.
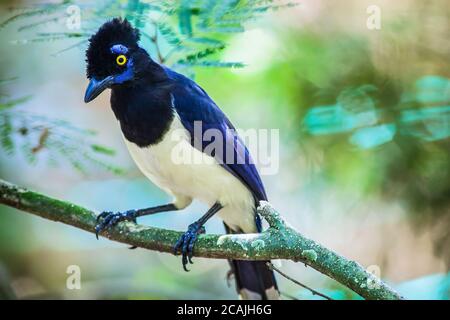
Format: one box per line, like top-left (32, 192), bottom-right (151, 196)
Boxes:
top-left (95, 210), bottom-right (137, 239)
top-left (173, 222), bottom-right (205, 271)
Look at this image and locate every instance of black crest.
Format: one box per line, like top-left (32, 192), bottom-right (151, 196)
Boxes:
top-left (86, 18), bottom-right (140, 79)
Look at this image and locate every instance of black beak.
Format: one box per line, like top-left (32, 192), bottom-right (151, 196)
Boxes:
top-left (84, 76), bottom-right (114, 103)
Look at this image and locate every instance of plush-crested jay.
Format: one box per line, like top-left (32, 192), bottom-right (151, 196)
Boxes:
top-left (84, 18), bottom-right (278, 300)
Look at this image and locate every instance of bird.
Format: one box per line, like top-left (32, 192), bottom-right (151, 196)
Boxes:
top-left (84, 17), bottom-right (278, 300)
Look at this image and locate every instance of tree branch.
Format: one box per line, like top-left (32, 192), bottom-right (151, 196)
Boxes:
top-left (0, 179), bottom-right (403, 300)
top-left (267, 262), bottom-right (333, 300)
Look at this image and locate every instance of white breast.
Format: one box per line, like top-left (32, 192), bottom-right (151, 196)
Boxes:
top-left (122, 114), bottom-right (257, 233)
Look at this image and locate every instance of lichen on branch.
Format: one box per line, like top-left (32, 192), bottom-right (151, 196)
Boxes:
top-left (0, 179), bottom-right (403, 300)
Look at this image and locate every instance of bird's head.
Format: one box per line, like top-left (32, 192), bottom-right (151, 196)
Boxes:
top-left (84, 18), bottom-right (151, 103)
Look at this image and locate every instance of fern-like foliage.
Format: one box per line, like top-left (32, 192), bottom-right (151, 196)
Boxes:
top-left (2, 0), bottom-right (295, 72)
top-left (0, 0), bottom-right (294, 174)
top-left (0, 80), bottom-right (123, 175)
top-left (303, 76), bottom-right (450, 148)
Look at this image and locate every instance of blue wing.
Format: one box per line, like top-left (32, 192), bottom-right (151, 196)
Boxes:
top-left (165, 67), bottom-right (267, 203)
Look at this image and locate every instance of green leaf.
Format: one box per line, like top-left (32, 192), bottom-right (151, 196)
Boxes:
top-left (0, 96), bottom-right (31, 110)
top-left (0, 0), bottom-right (71, 29)
top-left (0, 114), bottom-right (14, 154)
top-left (17, 15), bottom-right (62, 32)
top-left (179, 0), bottom-right (193, 36)
top-left (158, 22), bottom-right (182, 46)
top-left (51, 39), bottom-right (89, 57)
top-left (0, 77), bottom-right (18, 85)
top-left (91, 144), bottom-right (116, 156)
top-left (178, 45), bottom-right (225, 64)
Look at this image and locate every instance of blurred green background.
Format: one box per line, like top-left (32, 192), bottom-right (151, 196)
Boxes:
top-left (0, 0), bottom-right (448, 299)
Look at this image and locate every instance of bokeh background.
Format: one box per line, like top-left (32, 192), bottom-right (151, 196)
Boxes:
top-left (0, 0), bottom-right (449, 299)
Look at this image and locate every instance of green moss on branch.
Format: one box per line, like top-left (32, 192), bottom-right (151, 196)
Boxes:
top-left (0, 179), bottom-right (403, 300)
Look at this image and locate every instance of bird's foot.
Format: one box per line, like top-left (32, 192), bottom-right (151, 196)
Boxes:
top-left (95, 210), bottom-right (137, 239)
top-left (173, 222), bottom-right (205, 271)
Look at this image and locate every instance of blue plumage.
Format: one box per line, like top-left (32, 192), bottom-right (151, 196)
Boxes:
top-left (164, 67), bottom-right (268, 204)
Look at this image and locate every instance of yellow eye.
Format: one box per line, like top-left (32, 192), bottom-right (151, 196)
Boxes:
top-left (116, 55), bottom-right (127, 66)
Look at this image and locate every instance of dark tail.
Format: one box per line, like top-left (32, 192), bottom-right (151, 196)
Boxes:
top-left (224, 224), bottom-right (279, 300)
